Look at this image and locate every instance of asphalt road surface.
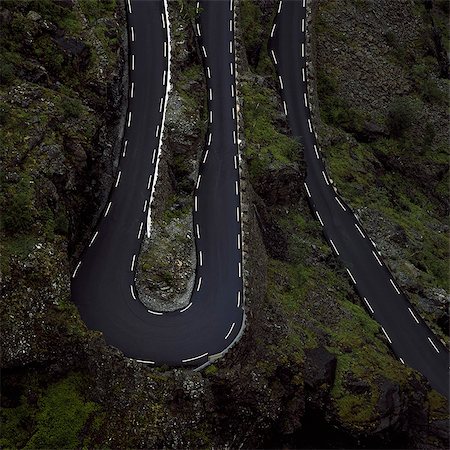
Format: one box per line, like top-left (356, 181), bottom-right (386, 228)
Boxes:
top-left (72, 0), bottom-right (244, 367)
top-left (270, 0), bottom-right (449, 397)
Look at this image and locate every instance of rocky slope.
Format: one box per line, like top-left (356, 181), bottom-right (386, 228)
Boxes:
top-left (1, 1), bottom-right (448, 449)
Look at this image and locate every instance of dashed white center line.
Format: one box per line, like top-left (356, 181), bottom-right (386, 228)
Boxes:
top-left (346, 268), bottom-right (357, 284)
top-left (233, 130), bottom-right (236, 144)
top-left (225, 322), bottom-right (235, 340)
top-left (148, 310), bottom-right (163, 316)
top-left (229, 0), bottom-right (232, 11)
top-left (115, 171), bottom-right (122, 188)
top-left (355, 223), bottom-right (365, 238)
top-left (302, 67), bottom-right (306, 82)
top-left (164, 41), bottom-right (167, 57)
top-left (308, 118), bottom-right (312, 133)
top-left (152, 149), bottom-right (157, 164)
top-left (236, 206), bottom-right (240, 222)
top-left (381, 327), bottom-right (392, 344)
top-left (301, 43), bottom-right (305, 57)
top-left (161, 12), bottom-right (166, 29)
top-left (234, 155), bottom-right (238, 170)
top-left (428, 337), bottom-right (440, 353)
top-left (127, 0), bottom-right (132, 14)
top-left (180, 302), bottom-right (193, 313)
top-left (196, 174), bottom-right (202, 190)
top-left (207, 67), bottom-right (211, 78)
top-left (196, 23), bottom-right (201, 36)
top-left (408, 307), bottom-right (419, 324)
top-left (131, 54), bottom-right (135, 70)
top-left (131, 254), bottom-right (136, 271)
top-left (196, 1), bottom-right (199, 13)
top-left (72, 261), bottom-right (81, 278)
top-left (130, 285), bottom-right (136, 300)
top-left (330, 239), bottom-right (339, 255)
top-left (399, 357), bottom-right (405, 364)
top-left (279, 75), bottom-right (284, 89)
top-left (237, 291), bottom-right (241, 307)
top-left (143, 199), bottom-right (147, 212)
top-left (235, 180), bottom-right (239, 195)
top-left (304, 182), bottom-right (311, 198)
top-left (278, 1), bottom-right (283, 13)
top-left (130, 82), bottom-right (135, 98)
top-left (196, 277), bottom-right (202, 292)
top-left (335, 196), bottom-right (346, 211)
top-left (301, 18), bottom-right (305, 32)
top-left (127, 111), bottom-right (132, 127)
top-left (231, 84), bottom-right (235, 97)
top-left (209, 111), bottom-right (213, 123)
top-left (122, 140), bottom-right (128, 157)
top-left (271, 23), bottom-right (276, 38)
top-left (238, 262), bottom-right (242, 277)
top-left (137, 222), bottom-right (143, 239)
top-left (230, 62), bottom-right (234, 75)
top-left (207, 132), bottom-right (212, 146)
top-left (202, 45), bottom-right (207, 58)
top-left (322, 170), bottom-right (329, 185)
top-left (302, 0), bottom-right (306, 8)
top-left (232, 107), bottom-right (235, 119)
top-left (202, 149), bottom-right (209, 164)
top-left (283, 100), bottom-right (288, 115)
top-left (182, 352), bottom-right (208, 363)
top-left (162, 70), bottom-right (166, 85)
top-left (209, 88), bottom-right (213, 101)
top-left (159, 97), bottom-right (164, 112)
top-left (194, 196), bottom-right (198, 212)
top-left (271, 50), bottom-right (278, 64)
top-left (316, 210), bottom-right (324, 226)
top-left (390, 278), bottom-right (400, 294)
top-left (229, 19), bottom-right (233, 32)
top-left (363, 297), bottom-right (374, 314)
top-left (155, 124), bottom-right (160, 137)
top-left (104, 201), bottom-right (112, 217)
top-left (313, 144), bottom-right (320, 159)
top-left (199, 251), bottom-right (203, 266)
top-left (237, 233), bottom-right (241, 249)
top-left (229, 41), bottom-right (233, 54)
top-left (196, 224), bottom-right (200, 239)
top-left (89, 231), bottom-right (98, 247)
top-left (303, 93), bottom-right (308, 107)
top-left (136, 359), bottom-right (155, 364)
top-left (131, 26), bottom-right (135, 41)
top-left (147, 173), bottom-right (152, 189)
top-left (372, 250), bottom-right (382, 266)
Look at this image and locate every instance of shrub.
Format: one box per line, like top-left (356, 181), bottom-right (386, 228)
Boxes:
top-left (387, 96), bottom-right (421, 137)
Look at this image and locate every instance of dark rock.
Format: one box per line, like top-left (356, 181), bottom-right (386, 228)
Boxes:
top-left (304, 346), bottom-right (337, 391)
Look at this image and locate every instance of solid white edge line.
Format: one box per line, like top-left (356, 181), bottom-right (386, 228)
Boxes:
top-left (225, 322), bottom-right (235, 340)
top-left (381, 327), bottom-right (392, 344)
top-left (180, 302), bottom-right (193, 313)
top-left (130, 285), bottom-right (136, 300)
top-left (148, 309), bottom-right (163, 316)
top-left (346, 268), bottom-right (356, 284)
top-left (363, 297), bottom-right (374, 314)
top-left (408, 307), bottom-right (419, 324)
top-left (428, 337), bottom-right (440, 353)
top-left (390, 278), bottom-right (400, 294)
top-left (372, 250), bottom-right (382, 266)
top-left (182, 352), bottom-right (208, 363)
top-left (89, 231), bottom-right (98, 247)
top-left (72, 261), bottom-right (81, 278)
top-left (196, 276), bottom-right (202, 291)
top-left (330, 239), bottom-right (339, 255)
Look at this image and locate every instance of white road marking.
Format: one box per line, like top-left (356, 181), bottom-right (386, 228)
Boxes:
top-left (225, 322), bottom-right (235, 339)
top-left (196, 277), bottom-right (202, 291)
top-left (147, 174), bottom-right (152, 189)
top-left (143, 199), bottom-right (148, 212)
top-left (164, 41), bottom-right (167, 57)
top-left (207, 133), bottom-right (212, 146)
top-left (428, 337), bottom-right (440, 353)
top-left (237, 291), bottom-right (241, 307)
top-left (304, 182), bottom-right (311, 198)
top-left (234, 155), bottom-right (238, 170)
top-left (104, 201), bottom-right (112, 217)
top-left (115, 171), bottom-right (121, 188)
top-left (301, 18), bottom-right (305, 32)
top-left (196, 175), bottom-right (201, 190)
top-left (308, 118), bottom-right (312, 133)
top-left (196, 23), bottom-right (201, 36)
top-left (136, 359), bottom-right (155, 364)
top-left (230, 62), bottom-right (234, 75)
top-left (122, 140), bottom-right (128, 157)
top-left (207, 67), bottom-right (211, 78)
top-left (131, 254), bottom-right (136, 271)
top-left (203, 149), bottom-right (209, 164)
top-left (196, 224), bottom-right (200, 239)
top-left (180, 302), bottom-right (193, 313)
top-left (130, 285), bottom-right (136, 300)
top-left (199, 250), bottom-right (203, 266)
top-left (390, 279), bottom-right (400, 294)
top-left (182, 352), bottom-right (208, 363)
top-left (161, 12), bottom-right (166, 28)
top-left (303, 0), bottom-right (306, 8)
top-left (229, 19), bottom-right (233, 32)
top-left (231, 84), bottom-right (235, 97)
top-left (301, 43), bottom-right (305, 57)
top-left (131, 26), bottom-right (135, 41)
top-left (335, 196), bottom-right (346, 211)
top-left (127, 0), bottom-right (132, 14)
top-left (196, 2), bottom-right (199, 13)
top-left (238, 262), bottom-right (242, 277)
top-left (355, 223), bottom-right (365, 238)
top-left (322, 171), bottom-right (329, 185)
top-left (209, 110), bottom-right (213, 123)
top-left (316, 210), bottom-right (324, 226)
top-left (89, 231), bottom-right (98, 247)
top-left (162, 70), bottom-right (166, 85)
top-left (303, 93), bottom-right (308, 107)
top-left (233, 130), bottom-right (236, 144)
top-left (313, 144), bottom-right (320, 159)
top-left (370, 238), bottom-right (377, 248)
top-left (232, 107), bottom-right (235, 119)
top-left (209, 88), bottom-right (213, 100)
top-left (130, 82), bottom-right (135, 98)
top-left (408, 307), bottom-right (419, 324)
top-left (152, 149), bottom-right (156, 164)
top-left (271, 50), bottom-right (278, 64)
top-left (127, 111), bottom-right (132, 127)
top-left (330, 239), bottom-right (339, 255)
top-left (131, 54), bottom-right (135, 70)
top-left (346, 268), bottom-right (357, 284)
top-left (202, 45), bottom-right (207, 58)
top-left (159, 97), bottom-right (164, 112)
top-left (237, 233), bottom-right (241, 249)
top-left (271, 23), bottom-right (276, 38)
top-left (381, 327), bottom-right (392, 344)
top-left (137, 222), bottom-right (143, 239)
top-left (363, 297), bottom-right (374, 314)
top-left (399, 357), bottom-right (405, 364)
top-left (195, 196), bottom-right (198, 212)
top-left (236, 206), bottom-right (240, 222)
top-left (229, 41), bottom-right (233, 54)
top-left (235, 180), bottom-right (239, 195)
top-left (372, 250), bottom-right (382, 266)
top-left (155, 124), bottom-right (160, 137)
top-left (278, 1), bottom-right (283, 13)
top-left (229, 0), bottom-right (232, 11)
top-left (279, 75), bottom-right (284, 89)
top-left (302, 67), bottom-right (306, 82)
top-left (148, 310), bottom-right (163, 316)
top-left (283, 100), bottom-right (288, 115)
top-left (72, 261), bottom-right (81, 278)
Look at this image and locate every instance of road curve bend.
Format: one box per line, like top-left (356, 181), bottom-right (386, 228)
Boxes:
top-left (71, 0), bottom-right (244, 367)
top-left (270, 0), bottom-right (449, 397)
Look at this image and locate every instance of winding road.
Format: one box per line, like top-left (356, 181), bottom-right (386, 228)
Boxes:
top-left (71, 0), bottom-right (244, 367)
top-left (270, 0), bottom-right (449, 397)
